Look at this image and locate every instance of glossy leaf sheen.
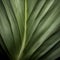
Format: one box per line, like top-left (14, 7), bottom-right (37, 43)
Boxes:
top-left (0, 0), bottom-right (60, 60)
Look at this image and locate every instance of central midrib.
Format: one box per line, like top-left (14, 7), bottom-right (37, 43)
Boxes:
top-left (18, 0), bottom-right (28, 60)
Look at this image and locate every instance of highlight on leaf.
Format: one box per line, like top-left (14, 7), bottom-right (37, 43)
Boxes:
top-left (0, 0), bottom-right (60, 60)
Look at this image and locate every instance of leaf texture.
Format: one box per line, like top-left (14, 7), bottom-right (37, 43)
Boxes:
top-left (0, 0), bottom-right (60, 60)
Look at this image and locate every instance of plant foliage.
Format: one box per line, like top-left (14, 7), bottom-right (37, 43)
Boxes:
top-left (0, 0), bottom-right (60, 60)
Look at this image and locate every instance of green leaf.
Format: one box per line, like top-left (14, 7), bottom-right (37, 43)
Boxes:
top-left (0, 0), bottom-right (60, 60)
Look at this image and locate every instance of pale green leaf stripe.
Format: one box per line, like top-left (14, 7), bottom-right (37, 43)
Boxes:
top-left (18, 0), bottom-right (28, 60)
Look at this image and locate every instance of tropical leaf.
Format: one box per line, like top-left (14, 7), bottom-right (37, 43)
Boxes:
top-left (0, 0), bottom-right (60, 60)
